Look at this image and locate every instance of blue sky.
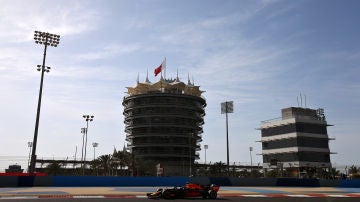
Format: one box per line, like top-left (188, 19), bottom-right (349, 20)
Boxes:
top-left (0, 0), bottom-right (359, 169)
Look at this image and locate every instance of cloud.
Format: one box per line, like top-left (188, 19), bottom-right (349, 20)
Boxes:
top-left (1, 0), bottom-right (359, 168)
top-left (0, 0), bottom-right (101, 43)
top-left (76, 43), bottom-right (143, 60)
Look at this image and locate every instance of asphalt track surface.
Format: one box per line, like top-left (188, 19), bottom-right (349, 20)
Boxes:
top-left (0, 198), bottom-right (359, 202)
top-left (0, 187), bottom-right (359, 201)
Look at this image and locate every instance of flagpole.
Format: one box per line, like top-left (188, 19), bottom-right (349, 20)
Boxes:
top-left (164, 57), bottom-right (166, 79)
top-left (160, 71), bottom-right (163, 92)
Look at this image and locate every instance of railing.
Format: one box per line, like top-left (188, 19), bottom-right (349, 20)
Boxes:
top-left (135, 152), bottom-right (200, 158)
top-left (127, 142), bottom-right (202, 149)
top-left (261, 115), bottom-right (326, 124)
top-left (0, 156), bottom-right (86, 172)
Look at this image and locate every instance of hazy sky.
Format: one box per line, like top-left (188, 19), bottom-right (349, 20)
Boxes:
top-left (0, 0), bottom-right (359, 168)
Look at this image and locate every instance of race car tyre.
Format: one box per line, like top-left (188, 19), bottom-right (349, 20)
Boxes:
top-left (209, 190), bottom-right (217, 199)
top-left (162, 190), bottom-right (172, 199)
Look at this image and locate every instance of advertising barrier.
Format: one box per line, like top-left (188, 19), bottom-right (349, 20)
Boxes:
top-left (1, 176), bottom-right (360, 188)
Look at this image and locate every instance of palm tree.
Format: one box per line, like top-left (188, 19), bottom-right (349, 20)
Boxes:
top-left (97, 154), bottom-right (112, 176)
top-left (330, 168), bottom-right (341, 179)
top-left (90, 159), bottom-right (101, 175)
top-left (112, 149), bottom-right (131, 176)
top-left (250, 169), bottom-right (263, 178)
top-left (45, 162), bottom-right (62, 175)
top-left (348, 165), bottom-right (360, 179)
top-left (238, 169), bottom-right (250, 177)
top-left (349, 165), bottom-right (359, 175)
top-left (196, 167), bottom-right (207, 176)
top-left (266, 169), bottom-right (280, 178)
top-left (209, 161), bottom-right (227, 176)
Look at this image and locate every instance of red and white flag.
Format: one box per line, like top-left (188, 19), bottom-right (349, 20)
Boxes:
top-left (154, 58), bottom-right (166, 77)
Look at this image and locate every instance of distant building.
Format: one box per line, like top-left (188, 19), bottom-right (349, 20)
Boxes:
top-left (123, 74), bottom-right (206, 176)
top-left (259, 107), bottom-right (335, 172)
top-left (5, 165), bottom-right (23, 173)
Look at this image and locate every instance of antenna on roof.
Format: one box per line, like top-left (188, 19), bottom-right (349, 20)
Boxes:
top-left (297, 95), bottom-right (300, 107)
top-left (176, 69), bottom-right (180, 82)
top-left (187, 73), bottom-right (191, 85)
top-left (145, 69), bottom-right (151, 83)
top-left (300, 93), bottom-right (303, 108)
top-left (304, 94), bottom-right (307, 108)
top-left (164, 57), bottom-right (167, 79)
top-left (137, 72), bottom-right (139, 84)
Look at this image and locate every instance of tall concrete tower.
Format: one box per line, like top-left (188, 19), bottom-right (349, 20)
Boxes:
top-left (123, 74), bottom-right (206, 176)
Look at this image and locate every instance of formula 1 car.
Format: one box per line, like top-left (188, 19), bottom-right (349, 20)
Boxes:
top-left (147, 183), bottom-right (220, 199)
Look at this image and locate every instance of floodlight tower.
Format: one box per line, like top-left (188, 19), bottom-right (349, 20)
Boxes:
top-left (82, 115), bottom-right (94, 175)
top-left (249, 146), bottom-right (253, 174)
top-left (29, 31), bottom-right (60, 173)
top-left (27, 142), bottom-right (33, 172)
top-left (92, 142), bottom-right (99, 160)
top-left (221, 101), bottom-right (233, 172)
top-left (81, 127), bottom-right (87, 167)
top-left (204, 144), bottom-right (208, 164)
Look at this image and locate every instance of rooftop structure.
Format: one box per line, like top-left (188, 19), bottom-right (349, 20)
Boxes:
top-left (125, 74), bottom-right (204, 97)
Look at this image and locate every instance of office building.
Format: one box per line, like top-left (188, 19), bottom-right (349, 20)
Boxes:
top-left (259, 107), bottom-right (334, 172)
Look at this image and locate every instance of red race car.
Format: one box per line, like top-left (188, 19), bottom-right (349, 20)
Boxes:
top-left (147, 183), bottom-right (220, 199)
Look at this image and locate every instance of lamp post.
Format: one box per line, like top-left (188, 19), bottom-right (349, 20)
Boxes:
top-left (82, 115), bottom-right (94, 175)
top-left (221, 101), bottom-right (233, 172)
top-left (204, 144), bottom-right (208, 165)
top-left (92, 142), bottom-right (99, 160)
top-left (249, 146), bottom-right (253, 174)
top-left (29, 31), bottom-right (60, 174)
top-left (81, 127), bottom-right (86, 168)
top-left (27, 142), bottom-right (33, 172)
top-left (73, 146), bottom-right (77, 168)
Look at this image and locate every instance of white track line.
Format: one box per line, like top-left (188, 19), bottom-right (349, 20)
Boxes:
top-left (289, 195), bottom-right (313, 197)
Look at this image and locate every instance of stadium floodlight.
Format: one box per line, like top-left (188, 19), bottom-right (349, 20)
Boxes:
top-left (82, 114), bottom-right (94, 175)
top-left (92, 142), bottom-right (99, 160)
top-left (221, 101), bottom-right (234, 172)
top-left (29, 31), bottom-right (60, 174)
top-left (33, 31), bottom-right (60, 47)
